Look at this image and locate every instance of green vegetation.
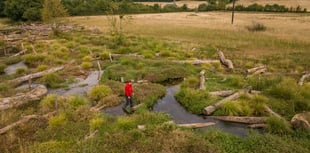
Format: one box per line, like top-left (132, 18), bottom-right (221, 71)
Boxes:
top-left (87, 85), bottom-right (112, 102)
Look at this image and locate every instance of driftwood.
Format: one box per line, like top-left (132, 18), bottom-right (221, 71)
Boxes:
top-left (0, 85), bottom-right (48, 111)
top-left (173, 59), bottom-right (220, 65)
top-left (10, 49), bottom-right (27, 57)
top-left (200, 70), bottom-right (206, 90)
top-left (209, 90), bottom-right (234, 97)
top-left (298, 73), bottom-right (310, 86)
top-left (84, 130), bottom-right (98, 140)
top-left (247, 65), bottom-right (266, 74)
top-left (109, 53), bottom-right (144, 59)
top-left (178, 122), bottom-right (216, 128)
top-left (90, 104), bottom-right (107, 112)
top-left (218, 51), bottom-right (234, 69)
top-left (203, 91), bottom-right (242, 115)
top-left (205, 116), bottom-right (267, 124)
top-left (263, 105), bottom-right (282, 118)
top-left (248, 124), bottom-right (266, 129)
top-left (9, 66), bottom-right (64, 85)
top-left (0, 111), bottom-right (56, 135)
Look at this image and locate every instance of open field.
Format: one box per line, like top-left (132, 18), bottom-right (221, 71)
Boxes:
top-left (137, 0), bottom-right (310, 10)
top-left (69, 12), bottom-right (310, 57)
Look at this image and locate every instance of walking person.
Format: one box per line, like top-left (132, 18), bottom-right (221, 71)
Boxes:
top-left (123, 80), bottom-right (134, 111)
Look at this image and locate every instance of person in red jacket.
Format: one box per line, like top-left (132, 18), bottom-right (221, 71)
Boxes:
top-left (124, 80), bottom-right (134, 109)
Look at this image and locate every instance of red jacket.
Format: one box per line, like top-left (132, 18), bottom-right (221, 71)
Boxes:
top-left (125, 82), bottom-right (133, 97)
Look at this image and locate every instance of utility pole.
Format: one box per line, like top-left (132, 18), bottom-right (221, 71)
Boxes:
top-left (231, 0), bottom-right (236, 24)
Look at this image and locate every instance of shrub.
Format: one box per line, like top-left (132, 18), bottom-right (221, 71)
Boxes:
top-left (67, 96), bottom-right (90, 109)
top-left (37, 65), bottom-right (48, 71)
top-left (4, 56), bottom-right (21, 65)
top-left (175, 88), bottom-right (211, 114)
top-left (82, 56), bottom-right (92, 62)
top-left (89, 115), bottom-right (106, 132)
top-left (15, 67), bottom-right (28, 75)
top-left (48, 113), bottom-right (68, 129)
top-left (246, 22), bottom-right (267, 32)
top-left (219, 101), bottom-right (243, 116)
top-left (81, 61), bottom-right (93, 69)
top-left (181, 76), bottom-right (199, 89)
top-left (87, 85), bottom-right (113, 102)
top-left (265, 116), bottom-right (292, 135)
top-left (100, 51), bottom-right (110, 60)
top-left (0, 63), bottom-right (7, 74)
top-left (267, 78), bottom-right (299, 100)
top-left (41, 73), bottom-right (65, 88)
top-left (40, 94), bottom-right (58, 112)
top-left (22, 54), bottom-right (47, 67)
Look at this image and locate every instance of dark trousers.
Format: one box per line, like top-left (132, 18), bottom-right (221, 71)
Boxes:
top-left (124, 96), bottom-right (133, 108)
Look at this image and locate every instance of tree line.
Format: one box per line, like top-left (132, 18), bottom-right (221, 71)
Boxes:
top-left (0, 0), bottom-right (307, 21)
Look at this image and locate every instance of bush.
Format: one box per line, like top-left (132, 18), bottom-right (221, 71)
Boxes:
top-left (40, 94), bottom-right (58, 112)
top-left (22, 54), bottom-right (47, 67)
top-left (175, 88), bottom-right (211, 114)
top-left (82, 56), bottom-right (92, 62)
top-left (67, 96), bottom-right (90, 109)
top-left (15, 67), bottom-right (28, 75)
top-left (218, 101), bottom-right (243, 116)
top-left (87, 85), bottom-right (113, 102)
top-left (266, 116), bottom-right (292, 135)
top-left (0, 63), bottom-right (7, 74)
top-left (89, 115), bottom-right (106, 131)
top-left (81, 61), bottom-right (93, 69)
top-left (246, 22), bottom-right (267, 32)
top-left (48, 113), bottom-right (68, 129)
top-left (37, 65), bottom-right (48, 71)
top-left (181, 76), bottom-right (199, 89)
top-left (41, 73), bottom-right (65, 88)
top-left (267, 78), bottom-right (299, 100)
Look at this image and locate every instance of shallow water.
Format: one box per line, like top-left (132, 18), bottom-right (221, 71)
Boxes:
top-left (4, 61), bottom-right (27, 75)
top-left (104, 85), bottom-right (262, 137)
top-left (153, 85), bottom-right (261, 137)
top-left (48, 71), bottom-right (102, 96)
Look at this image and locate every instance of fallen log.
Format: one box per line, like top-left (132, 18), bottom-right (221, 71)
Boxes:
top-left (172, 59), bottom-right (220, 65)
top-left (178, 122), bottom-right (216, 128)
top-left (218, 51), bottom-right (234, 69)
top-left (205, 116), bottom-right (267, 124)
top-left (298, 73), bottom-right (310, 86)
top-left (263, 105), bottom-right (282, 118)
top-left (0, 85), bottom-right (48, 111)
top-left (84, 130), bottom-right (98, 140)
top-left (9, 66), bottom-right (64, 85)
top-left (247, 65), bottom-right (266, 74)
top-left (10, 49), bottom-right (27, 57)
top-left (248, 123), bottom-right (266, 129)
top-left (109, 53), bottom-right (144, 59)
top-left (203, 91), bottom-right (242, 115)
top-left (209, 90), bottom-right (234, 97)
top-left (0, 111), bottom-right (56, 135)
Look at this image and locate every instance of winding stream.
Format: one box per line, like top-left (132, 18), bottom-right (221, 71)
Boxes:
top-left (104, 85), bottom-right (261, 137)
top-left (4, 61), bottom-right (27, 75)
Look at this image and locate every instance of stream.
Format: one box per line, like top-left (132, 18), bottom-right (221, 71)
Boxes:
top-left (48, 71), bottom-right (102, 96)
top-left (4, 61), bottom-right (27, 75)
top-left (104, 85), bottom-right (262, 137)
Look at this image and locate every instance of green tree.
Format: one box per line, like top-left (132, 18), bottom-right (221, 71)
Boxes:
top-left (41, 0), bottom-right (68, 23)
top-left (4, 0), bottom-right (43, 21)
top-left (0, 0), bottom-right (5, 17)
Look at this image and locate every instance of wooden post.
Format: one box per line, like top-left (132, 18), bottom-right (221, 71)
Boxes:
top-left (200, 70), bottom-right (206, 90)
top-left (231, 0), bottom-right (236, 24)
top-left (120, 77), bottom-right (124, 83)
top-left (109, 52), bottom-right (113, 62)
top-left (28, 76), bottom-right (32, 90)
top-left (97, 60), bottom-right (102, 81)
